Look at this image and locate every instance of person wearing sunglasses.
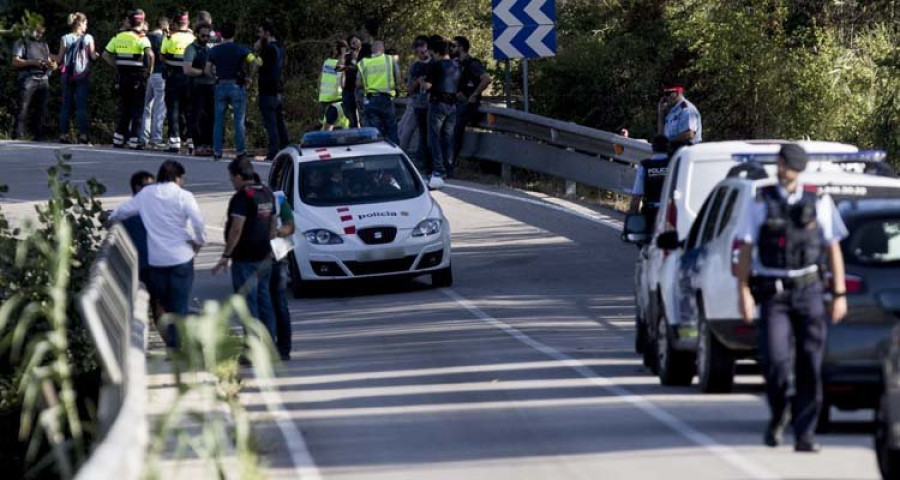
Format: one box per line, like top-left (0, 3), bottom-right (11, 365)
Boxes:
top-left (183, 22), bottom-right (216, 156)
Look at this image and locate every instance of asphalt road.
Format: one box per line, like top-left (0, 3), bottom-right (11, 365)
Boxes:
top-left (0, 141), bottom-right (881, 480)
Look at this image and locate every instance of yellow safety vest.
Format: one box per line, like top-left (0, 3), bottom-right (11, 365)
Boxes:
top-left (161, 30), bottom-right (195, 70)
top-left (105, 30), bottom-right (151, 68)
top-left (318, 58), bottom-right (342, 103)
top-left (322, 102), bottom-right (350, 129)
top-left (359, 53), bottom-right (396, 97)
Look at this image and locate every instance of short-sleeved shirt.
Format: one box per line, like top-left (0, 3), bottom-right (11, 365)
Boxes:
top-left (408, 60), bottom-right (430, 109)
top-left (13, 39), bottom-right (52, 80)
top-left (258, 41), bottom-right (285, 96)
top-left (342, 52), bottom-right (358, 91)
top-left (184, 42), bottom-right (216, 85)
top-left (146, 32), bottom-right (165, 74)
top-left (104, 31), bottom-right (152, 71)
top-left (207, 42), bottom-right (252, 81)
top-left (735, 183), bottom-right (848, 277)
top-left (61, 33), bottom-right (95, 76)
top-left (458, 56), bottom-right (487, 99)
top-left (226, 184), bottom-right (275, 262)
top-left (426, 59), bottom-right (460, 99)
top-left (664, 98), bottom-right (702, 144)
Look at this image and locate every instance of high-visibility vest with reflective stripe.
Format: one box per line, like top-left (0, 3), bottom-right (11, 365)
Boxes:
top-left (318, 58), bottom-right (342, 103)
top-left (161, 30), bottom-right (195, 70)
top-left (322, 102), bottom-right (350, 129)
top-left (359, 53), bottom-right (396, 97)
top-left (105, 30), bottom-right (150, 68)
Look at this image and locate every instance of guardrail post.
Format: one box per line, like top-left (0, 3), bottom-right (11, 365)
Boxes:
top-left (565, 180), bottom-right (577, 198)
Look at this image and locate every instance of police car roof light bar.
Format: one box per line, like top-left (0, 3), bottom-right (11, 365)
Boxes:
top-left (301, 128), bottom-right (383, 148)
top-left (731, 150), bottom-right (887, 164)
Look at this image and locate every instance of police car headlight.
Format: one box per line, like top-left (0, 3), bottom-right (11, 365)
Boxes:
top-left (304, 229), bottom-right (343, 245)
top-left (412, 219), bottom-right (442, 237)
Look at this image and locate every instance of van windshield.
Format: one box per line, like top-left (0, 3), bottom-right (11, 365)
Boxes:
top-left (686, 160), bottom-right (739, 216)
top-left (298, 155), bottom-right (424, 206)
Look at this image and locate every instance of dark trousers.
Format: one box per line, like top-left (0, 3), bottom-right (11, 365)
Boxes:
top-left (259, 94), bottom-right (289, 160)
top-left (428, 101), bottom-right (457, 177)
top-left (60, 76), bottom-right (89, 139)
top-left (148, 259), bottom-right (195, 347)
top-left (231, 259), bottom-right (276, 341)
top-left (453, 100), bottom-right (480, 163)
top-left (414, 107), bottom-right (431, 174)
top-left (115, 71), bottom-right (146, 144)
top-left (758, 281), bottom-right (828, 439)
top-left (364, 95), bottom-right (398, 144)
top-left (190, 83), bottom-right (215, 147)
top-left (165, 74), bottom-right (191, 144)
top-left (342, 88), bottom-right (359, 128)
top-left (270, 260), bottom-right (292, 357)
top-left (14, 76), bottom-right (50, 140)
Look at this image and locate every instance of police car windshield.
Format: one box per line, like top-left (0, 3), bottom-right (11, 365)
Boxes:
top-left (843, 218), bottom-right (900, 266)
top-left (298, 155), bottom-right (424, 207)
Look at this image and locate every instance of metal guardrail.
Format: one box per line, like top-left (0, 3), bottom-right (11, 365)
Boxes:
top-left (395, 98), bottom-right (652, 194)
top-left (75, 224), bottom-right (148, 480)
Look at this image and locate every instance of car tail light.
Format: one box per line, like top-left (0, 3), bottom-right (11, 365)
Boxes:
top-left (845, 275), bottom-right (864, 294)
top-left (666, 201), bottom-right (677, 230)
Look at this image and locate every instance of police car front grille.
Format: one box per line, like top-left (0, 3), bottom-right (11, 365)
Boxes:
top-left (345, 256), bottom-right (416, 276)
top-left (357, 227), bottom-right (398, 245)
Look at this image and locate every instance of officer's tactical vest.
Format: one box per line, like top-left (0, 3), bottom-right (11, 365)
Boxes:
top-left (639, 154), bottom-right (670, 206)
top-left (360, 54), bottom-right (395, 96)
top-left (757, 186), bottom-right (824, 270)
top-left (109, 31), bottom-right (147, 70)
top-left (318, 58), bottom-right (342, 102)
top-left (162, 30), bottom-right (195, 75)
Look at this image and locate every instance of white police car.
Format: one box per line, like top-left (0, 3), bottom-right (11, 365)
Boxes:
top-left (267, 128), bottom-right (452, 296)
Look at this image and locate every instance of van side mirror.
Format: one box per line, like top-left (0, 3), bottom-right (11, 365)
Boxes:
top-left (656, 230), bottom-right (683, 250)
top-left (621, 214), bottom-right (651, 244)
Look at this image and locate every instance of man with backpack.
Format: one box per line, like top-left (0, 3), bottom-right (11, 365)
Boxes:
top-left (12, 22), bottom-right (56, 140)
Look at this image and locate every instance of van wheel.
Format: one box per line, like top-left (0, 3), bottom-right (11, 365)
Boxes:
top-left (657, 314), bottom-right (695, 386)
top-left (432, 264), bottom-right (453, 287)
top-left (643, 307), bottom-right (658, 374)
top-left (697, 310), bottom-right (735, 393)
top-left (816, 402), bottom-right (831, 433)
top-left (876, 396), bottom-right (900, 479)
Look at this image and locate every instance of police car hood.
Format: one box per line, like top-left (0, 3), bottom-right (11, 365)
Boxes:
top-left (300, 194), bottom-right (438, 233)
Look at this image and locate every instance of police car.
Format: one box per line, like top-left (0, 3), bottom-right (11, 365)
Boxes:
top-left (267, 128), bottom-right (452, 296)
top-left (671, 153), bottom-right (900, 395)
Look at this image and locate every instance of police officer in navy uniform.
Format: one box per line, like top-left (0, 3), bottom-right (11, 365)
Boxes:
top-left (735, 143), bottom-right (849, 453)
top-left (629, 135), bottom-right (670, 225)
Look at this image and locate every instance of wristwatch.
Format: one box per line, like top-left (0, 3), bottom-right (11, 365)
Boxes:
top-left (832, 291), bottom-right (847, 297)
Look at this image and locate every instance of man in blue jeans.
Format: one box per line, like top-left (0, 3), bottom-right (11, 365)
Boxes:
top-left (255, 19), bottom-right (289, 161)
top-left (213, 158), bottom-right (278, 344)
top-left (422, 36), bottom-right (459, 189)
top-left (205, 22), bottom-right (261, 161)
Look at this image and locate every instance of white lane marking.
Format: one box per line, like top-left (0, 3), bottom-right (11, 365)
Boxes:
top-left (253, 373), bottom-right (323, 480)
top-left (443, 183), bottom-right (623, 230)
top-left (441, 288), bottom-right (779, 480)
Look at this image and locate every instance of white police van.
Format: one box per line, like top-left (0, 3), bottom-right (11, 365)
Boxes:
top-left (622, 140), bottom-right (859, 385)
top-left (267, 128), bottom-right (452, 296)
top-left (673, 152), bottom-right (900, 393)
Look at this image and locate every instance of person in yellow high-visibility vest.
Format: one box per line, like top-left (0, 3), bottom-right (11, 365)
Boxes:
top-left (102, 9), bottom-right (154, 149)
top-left (358, 41), bottom-right (399, 143)
top-left (160, 10), bottom-right (195, 152)
top-left (319, 40), bottom-right (349, 131)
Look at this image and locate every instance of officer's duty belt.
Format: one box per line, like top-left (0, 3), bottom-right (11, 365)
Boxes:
top-left (751, 272), bottom-right (821, 297)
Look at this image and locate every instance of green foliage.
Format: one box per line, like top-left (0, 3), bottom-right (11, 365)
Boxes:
top-left (0, 154), bottom-right (106, 477)
top-left (147, 296), bottom-right (275, 480)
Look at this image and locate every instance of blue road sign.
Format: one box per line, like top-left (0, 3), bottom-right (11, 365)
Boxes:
top-left (492, 0), bottom-right (557, 60)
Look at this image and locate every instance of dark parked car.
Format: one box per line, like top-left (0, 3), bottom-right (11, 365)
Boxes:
top-left (876, 325), bottom-right (900, 479)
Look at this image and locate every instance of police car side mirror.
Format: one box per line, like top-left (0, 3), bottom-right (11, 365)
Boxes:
top-left (622, 214), bottom-right (651, 244)
top-left (656, 230), bottom-right (683, 251)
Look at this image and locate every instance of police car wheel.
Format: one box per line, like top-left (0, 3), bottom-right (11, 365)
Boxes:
top-left (656, 314), bottom-right (695, 387)
top-left (697, 308), bottom-right (735, 394)
top-left (876, 396), bottom-right (900, 480)
top-left (432, 264), bottom-right (453, 288)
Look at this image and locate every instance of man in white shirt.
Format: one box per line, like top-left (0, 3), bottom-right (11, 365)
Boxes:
top-left (110, 159), bottom-right (206, 346)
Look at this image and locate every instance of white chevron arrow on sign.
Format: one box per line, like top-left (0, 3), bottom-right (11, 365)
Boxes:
top-left (494, 25), bottom-right (522, 58)
top-left (525, 24), bottom-right (555, 57)
top-left (494, 0), bottom-right (519, 26)
top-left (524, 0), bottom-right (552, 25)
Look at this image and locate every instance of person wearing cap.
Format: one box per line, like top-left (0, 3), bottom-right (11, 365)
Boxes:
top-left (734, 143), bottom-right (848, 453)
top-left (629, 135), bottom-right (670, 225)
top-left (657, 83), bottom-right (702, 149)
top-left (103, 9), bottom-right (154, 149)
top-left (161, 10), bottom-right (195, 153)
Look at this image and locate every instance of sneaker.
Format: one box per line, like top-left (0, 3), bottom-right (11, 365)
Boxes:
top-left (77, 135), bottom-right (92, 146)
top-left (428, 173), bottom-right (445, 190)
top-left (154, 142), bottom-right (169, 151)
top-left (212, 154), bottom-right (223, 162)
